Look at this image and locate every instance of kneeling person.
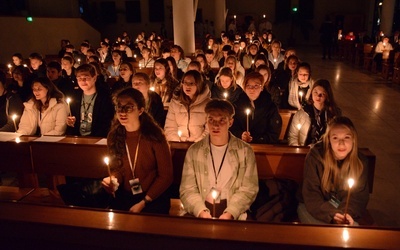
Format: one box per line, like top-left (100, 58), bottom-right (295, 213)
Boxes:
top-left (180, 99), bottom-right (259, 220)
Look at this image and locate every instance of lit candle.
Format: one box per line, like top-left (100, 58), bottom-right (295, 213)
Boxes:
top-left (343, 178), bottom-right (355, 223)
top-left (251, 59), bottom-right (254, 65)
top-left (23, 64), bottom-right (28, 68)
top-left (296, 123), bottom-right (302, 130)
top-left (104, 156), bottom-right (115, 198)
top-left (66, 97), bottom-right (72, 116)
top-left (11, 114), bottom-right (18, 132)
top-left (245, 108), bottom-right (251, 132)
top-left (149, 86), bottom-right (155, 92)
top-left (208, 45), bottom-right (211, 49)
top-left (211, 189), bottom-right (219, 218)
top-left (273, 58), bottom-right (277, 63)
top-left (78, 58), bottom-right (81, 64)
top-left (7, 64), bottom-right (12, 75)
top-left (299, 91), bottom-right (304, 103)
top-left (134, 54), bottom-right (137, 59)
top-left (178, 130), bottom-right (182, 142)
top-left (263, 14), bottom-right (266, 18)
top-left (234, 15), bottom-right (237, 19)
top-left (223, 92), bottom-right (228, 99)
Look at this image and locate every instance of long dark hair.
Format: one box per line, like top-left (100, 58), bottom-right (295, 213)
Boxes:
top-left (307, 79), bottom-right (340, 118)
top-left (31, 77), bottom-right (64, 111)
top-left (107, 88), bottom-right (166, 170)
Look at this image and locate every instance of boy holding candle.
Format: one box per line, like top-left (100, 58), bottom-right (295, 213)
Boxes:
top-left (180, 99), bottom-right (258, 220)
top-left (298, 116), bottom-right (369, 225)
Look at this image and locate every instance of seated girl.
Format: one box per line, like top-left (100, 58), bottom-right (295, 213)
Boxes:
top-left (211, 67), bottom-right (243, 104)
top-left (164, 70), bottom-right (211, 142)
top-left (17, 77), bottom-right (68, 135)
top-left (288, 79), bottom-right (341, 146)
top-left (102, 88), bottom-right (173, 214)
top-left (288, 62), bottom-right (314, 110)
top-left (298, 116), bottom-right (369, 226)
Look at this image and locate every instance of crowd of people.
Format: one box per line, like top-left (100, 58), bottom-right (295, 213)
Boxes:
top-left (0, 28), bottom-right (371, 225)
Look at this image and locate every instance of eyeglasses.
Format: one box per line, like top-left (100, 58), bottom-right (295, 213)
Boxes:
top-left (182, 81), bottom-right (196, 87)
top-left (245, 84), bottom-right (262, 90)
top-left (115, 104), bottom-right (136, 113)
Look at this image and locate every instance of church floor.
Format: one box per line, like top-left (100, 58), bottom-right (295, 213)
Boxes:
top-left (298, 45), bottom-right (400, 227)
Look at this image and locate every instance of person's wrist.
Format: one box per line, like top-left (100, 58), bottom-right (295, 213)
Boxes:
top-left (143, 197), bottom-right (151, 206)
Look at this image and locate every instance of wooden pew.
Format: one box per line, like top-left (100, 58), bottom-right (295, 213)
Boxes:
top-left (1, 201), bottom-right (399, 249)
top-left (0, 134), bottom-right (37, 201)
top-left (22, 136), bottom-right (108, 205)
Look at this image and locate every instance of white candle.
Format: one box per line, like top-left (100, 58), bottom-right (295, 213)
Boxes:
top-left (11, 114), bottom-right (17, 132)
top-left (211, 189), bottom-right (219, 218)
top-left (104, 156), bottom-right (115, 198)
top-left (66, 97), bottom-right (72, 116)
top-left (245, 108), bottom-right (251, 132)
top-left (299, 91), bottom-right (304, 103)
top-left (343, 178), bottom-right (355, 223)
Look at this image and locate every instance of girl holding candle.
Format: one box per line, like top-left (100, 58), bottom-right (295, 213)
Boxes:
top-left (298, 116), bottom-right (369, 225)
top-left (17, 77), bottom-right (68, 135)
top-left (102, 88), bottom-right (173, 214)
top-left (164, 70), bottom-right (211, 142)
top-left (211, 67), bottom-right (243, 104)
top-left (288, 79), bottom-right (341, 146)
top-left (288, 62), bottom-right (314, 110)
top-left (149, 58), bottom-right (180, 106)
top-left (230, 72), bottom-right (282, 144)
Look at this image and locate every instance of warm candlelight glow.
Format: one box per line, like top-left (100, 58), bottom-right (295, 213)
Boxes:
top-left (134, 54), bottom-right (137, 58)
top-left (296, 123), bottom-right (302, 130)
top-left (66, 98), bottom-right (72, 116)
top-left (348, 178), bottom-right (354, 189)
top-left (15, 137), bottom-right (21, 143)
top-left (178, 130), bottom-right (182, 142)
top-left (223, 92), bottom-right (228, 99)
top-left (263, 14), bottom-right (266, 18)
top-left (245, 108), bottom-right (251, 132)
top-left (149, 86), bottom-right (155, 91)
top-left (11, 114), bottom-right (18, 132)
top-left (245, 109), bottom-right (251, 116)
top-left (23, 64), bottom-right (28, 67)
top-left (66, 97), bottom-right (71, 104)
top-left (251, 60), bottom-right (254, 64)
top-left (211, 189), bottom-right (219, 199)
top-left (104, 156), bottom-right (110, 166)
top-left (7, 64), bottom-right (12, 69)
top-left (342, 228), bottom-right (350, 242)
top-left (273, 58), bottom-right (277, 63)
top-left (234, 15), bottom-right (237, 19)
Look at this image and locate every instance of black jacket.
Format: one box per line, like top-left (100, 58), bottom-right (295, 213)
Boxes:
top-left (231, 90), bottom-right (282, 144)
top-left (66, 87), bottom-right (114, 137)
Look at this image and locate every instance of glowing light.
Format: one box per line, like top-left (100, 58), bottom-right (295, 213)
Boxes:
top-left (149, 86), bottom-right (155, 91)
top-left (342, 228), bottom-right (350, 242)
top-left (296, 123), bottom-right (302, 130)
top-left (348, 178), bottom-right (354, 189)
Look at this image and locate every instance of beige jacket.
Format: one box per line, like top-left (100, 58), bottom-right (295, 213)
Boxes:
top-left (17, 98), bottom-right (68, 135)
top-left (164, 87), bottom-right (211, 142)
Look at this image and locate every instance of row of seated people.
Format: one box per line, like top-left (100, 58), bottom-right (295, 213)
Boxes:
top-left (1, 57), bottom-right (325, 147)
top-left (0, 60), bottom-right (366, 226)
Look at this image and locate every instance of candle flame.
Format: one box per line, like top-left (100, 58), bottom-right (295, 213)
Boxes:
top-left (245, 108), bottom-right (251, 115)
top-left (7, 64), bottom-right (12, 68)
top-left (296, 123), bottom-right (302, 130)
top-left (211, 189), bottom-right (219, 199)
top-left (223, 92), bottom-right (228, 99)
top-left (149, 86), bottom-right (155, 91)
top-left (299, 91), bottom-right (304, 97)
top-left (15, 137), bottom-right (21, 143)
top-left (177, 130), bottom-right (182, 137)
top-left (12, 114), bottom-right (17, 121)
top-left (104, 157), bottom-right (110, 166)
top-left (348, 178), bottom-right (354, 188)
top-left (66, 97), bottom-right (71, 104)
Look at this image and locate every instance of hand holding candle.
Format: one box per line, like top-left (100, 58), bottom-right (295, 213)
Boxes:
top-left (343, 178), bottom-right (355, 223)
top-left (245, 108), bottom-right (251, 132)
top-left (211, 189), bottom-right (220, 218)
top-left (104, 157), bottom-right (116, 197)
top-left (11, 114), bottom-right (18, 132)
top-left (299, 91), bottom-right (304, 103)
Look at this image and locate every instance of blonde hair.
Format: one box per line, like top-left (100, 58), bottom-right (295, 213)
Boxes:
top-left (320, 116), bottom-right (363, 194)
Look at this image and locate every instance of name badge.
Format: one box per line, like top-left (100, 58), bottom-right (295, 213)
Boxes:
top-left (129, 178), bottom-right (143, 195)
